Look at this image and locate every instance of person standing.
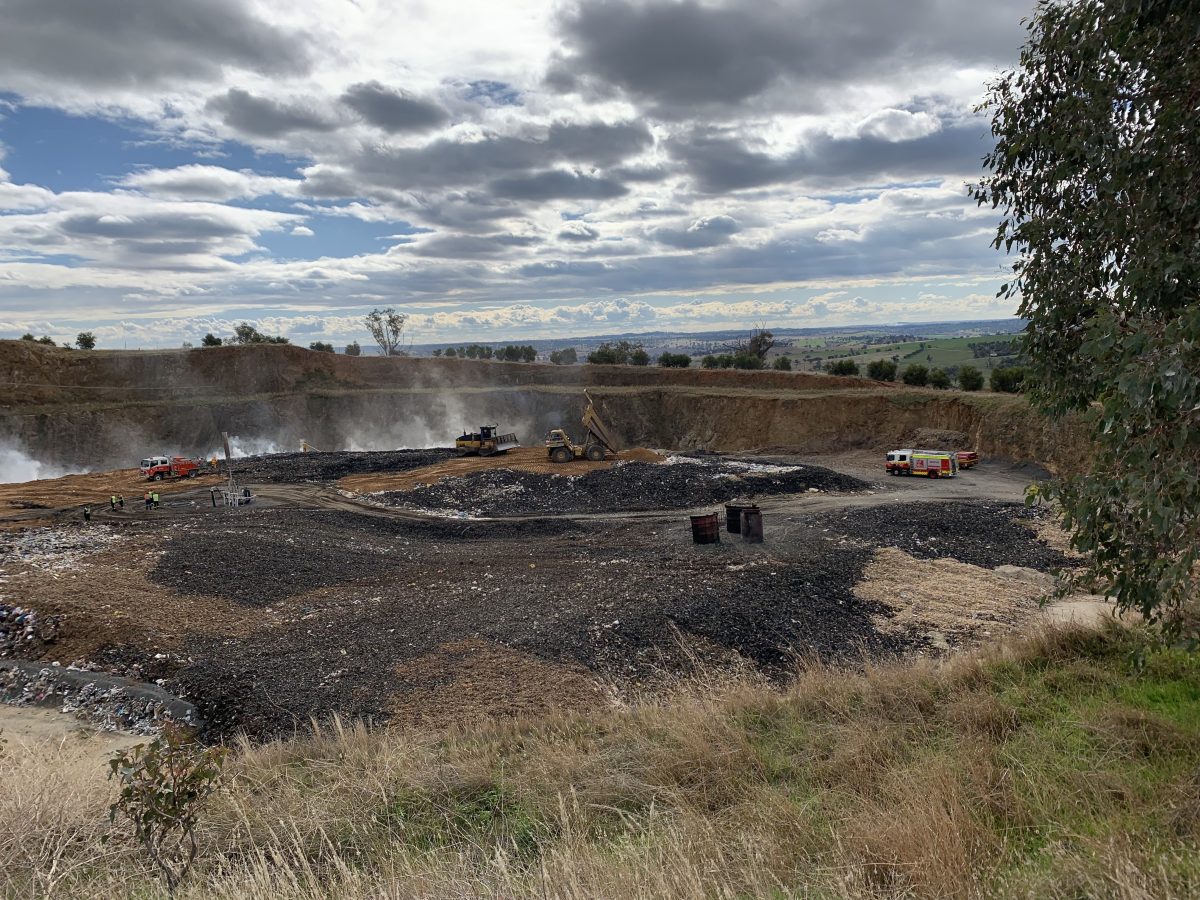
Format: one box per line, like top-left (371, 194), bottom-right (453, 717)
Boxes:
top-left (151, 491), bottom-right (160, 509)
top-left (82, 505), bottom-right (91, 523)
top-left (144, 490), bottom-right (152, 511)
top-left (117, 495), bottom-right (124, 510)
top-left (109, 494), bottom-right (116, 511)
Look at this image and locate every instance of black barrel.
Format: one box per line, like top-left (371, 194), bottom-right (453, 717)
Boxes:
top-left (725, 503), bottom-right (749, 533)
top-left (690, 513), bottom-right (721, 544)
top-left (742, 507), bottom-right (763, 543)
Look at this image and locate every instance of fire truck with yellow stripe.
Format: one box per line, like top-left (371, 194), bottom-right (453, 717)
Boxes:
top-left (885, 449), bottom-right (959, 478)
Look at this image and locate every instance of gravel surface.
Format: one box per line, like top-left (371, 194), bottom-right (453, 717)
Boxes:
top-left (818, 502), bottom-right (1071, 571)
top-left (149, 508), bottom-right (579, 606)
top-left (137, 508), bottom-right (907, 741)
top-left (377, 458), bottom-right (869, 516)
top-left (231, 449), bottom-right (456, 482)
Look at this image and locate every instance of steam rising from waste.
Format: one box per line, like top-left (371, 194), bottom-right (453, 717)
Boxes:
top-left (0, 442), bottom-right (89, 483)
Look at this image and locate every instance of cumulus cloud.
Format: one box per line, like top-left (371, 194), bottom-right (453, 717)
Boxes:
top-left (558, 222), bottom-right (600, 242)
top-left (118, 165), bottom-right (301, 201)
top-left (206, 88), bottom-right (340, 138)
top-left (490, 170), bottom-right (628, 201)
top-left (670, 123), bottom-right (989, 193)
top-left (341, 82), bottom-right (449, 133)
top-left (0, 188), bottom-right (299, 269)
top-left (0, 0), bottom-right (310, 94)
top-left (548, 0), bottom-right (1029, 116)
top-left (648, 215), bottom-right (741, 249)
top-left (0, 0), bottom-right (1026, 342)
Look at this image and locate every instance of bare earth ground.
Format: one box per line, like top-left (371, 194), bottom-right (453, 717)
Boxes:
top-left (0, 450), bottom-right (1104, 742)
top-left (0, 704), bottom-right (142, 761)
top-left (0, 468), bottom-right (225, 530)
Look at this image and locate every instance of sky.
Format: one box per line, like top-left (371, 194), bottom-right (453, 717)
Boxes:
top-left (0, 0), bottom-right (1034, 349)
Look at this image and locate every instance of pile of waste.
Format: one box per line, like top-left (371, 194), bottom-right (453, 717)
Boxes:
top-left (1, 660), bottom-right (199, 734)
top-left (230, 448), bottom-right (455, 482)
top-left (0, 602), bottom-right (59, 656)
top-left (0, 526), bottom-right (124, 571)
top-left (377, 457), bottom-right (869, 516)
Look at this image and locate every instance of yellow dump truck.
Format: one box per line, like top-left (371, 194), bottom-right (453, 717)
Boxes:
top-left (545, 393), bottom-right (619, 463)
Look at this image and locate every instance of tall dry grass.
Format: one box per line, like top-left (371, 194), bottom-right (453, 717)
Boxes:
top-left (1, 622), bottom-right (1197, 899)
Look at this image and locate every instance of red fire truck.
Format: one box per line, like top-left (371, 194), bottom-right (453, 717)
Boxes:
top-left (885, 449), bottom-right (958, 478)
top-left (139, 455), bottom-right (204, 481)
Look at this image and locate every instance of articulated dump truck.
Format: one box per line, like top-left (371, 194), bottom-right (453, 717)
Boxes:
top-left (545, 392), bottom-right (619, 463)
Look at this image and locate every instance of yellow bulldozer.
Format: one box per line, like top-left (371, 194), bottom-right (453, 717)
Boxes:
top-left (455, 425), bottom-right (520, 457)
top-left (545, 392), bottom-right (619, 463)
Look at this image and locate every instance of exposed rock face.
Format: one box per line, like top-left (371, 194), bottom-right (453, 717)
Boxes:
top-left (0, 340), bottom-right (1084, 473)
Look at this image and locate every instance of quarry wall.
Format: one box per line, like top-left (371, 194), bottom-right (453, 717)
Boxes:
top-left (0, 341), bottom-right (1082, 472)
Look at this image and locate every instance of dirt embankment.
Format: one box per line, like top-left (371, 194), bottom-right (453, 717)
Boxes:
top-left (0, 341), bottom-right (1084, 472)
top-left (0, 340), bottom-right (864, 407)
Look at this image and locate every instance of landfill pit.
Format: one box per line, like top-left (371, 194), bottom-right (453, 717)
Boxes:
top-left (0, 449), bottom-right (1073, 741)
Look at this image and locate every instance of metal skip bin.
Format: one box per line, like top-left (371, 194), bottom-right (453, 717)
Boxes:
top-left (742, 507), bottom-right (763, 543)
top-left (725, 503), bottom-right (752, 534)
top-left (690, 513), bottom-right (721, 544)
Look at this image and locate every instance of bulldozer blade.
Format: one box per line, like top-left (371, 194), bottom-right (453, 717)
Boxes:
top-left (494, 433), bottom-right (520, 453)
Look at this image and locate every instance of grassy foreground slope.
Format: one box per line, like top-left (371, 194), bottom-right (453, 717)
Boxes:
top-left (3, 624), bottom-right (1197, 898)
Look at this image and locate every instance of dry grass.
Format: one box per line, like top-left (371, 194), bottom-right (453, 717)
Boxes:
top-left (854, 547), bottom-right (1053, 645)
top-left (2, 622), bottom-right (1198, 898)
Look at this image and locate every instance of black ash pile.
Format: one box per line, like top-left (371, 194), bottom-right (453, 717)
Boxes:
top-left (135, 508), bottom-right (906, 742)
top-left (231, 448), bottom-right (455, 482)
top-left (818, 502), bottom-right (1070, 571)
top-left (377, 458), bottom-right (869, 516)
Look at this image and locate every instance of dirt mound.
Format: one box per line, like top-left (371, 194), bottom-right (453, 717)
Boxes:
top-left (818, 502), bottom-right (1070, 571)
top-left (231, 448), bottom-right (456, 483)
top-left (378, 458), bottom-right (869, 516)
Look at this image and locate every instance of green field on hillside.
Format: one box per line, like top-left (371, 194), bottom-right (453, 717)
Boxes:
top-left (788, 333), bottom-right (1021, 372)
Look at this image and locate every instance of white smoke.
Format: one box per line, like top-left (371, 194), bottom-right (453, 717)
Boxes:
top-left (204, 435), bottom-right (288, 460)
top-left (0, 441), bottom-right (89, 484)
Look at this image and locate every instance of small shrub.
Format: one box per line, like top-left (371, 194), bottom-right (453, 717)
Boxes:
top-left (772, 356), bottom-right (792, 371)
top-left (827, 359), bottom-right (860, 376)
top-left (107, 733), bottom-right (227, 893)
top-left (344, 341), bottom-right (361, 356)
top-left (308, 341), bottom-right (335, 353)
top-left (75, 331), bottom-right (96, 350)
top-left (958, 365), bottom-right (984, 391)
top-left (902, 364), bottom-right (929, 386)
top-left (701, 355), bottom-right (719, 369)
top-left (200, 333), bottom-right (222, 347)
top-left (929, 368), bottom-right (951, 389)
top-left (658, 352), bottom-right (691, 368)
top-left (990, 366), bottom-right (1026, 393)
top-left (867, 359), bottom-right (897, 381)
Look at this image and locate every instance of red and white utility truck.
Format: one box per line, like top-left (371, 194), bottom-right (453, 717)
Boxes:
top-left (139, 455), bottom-right (205, 481)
